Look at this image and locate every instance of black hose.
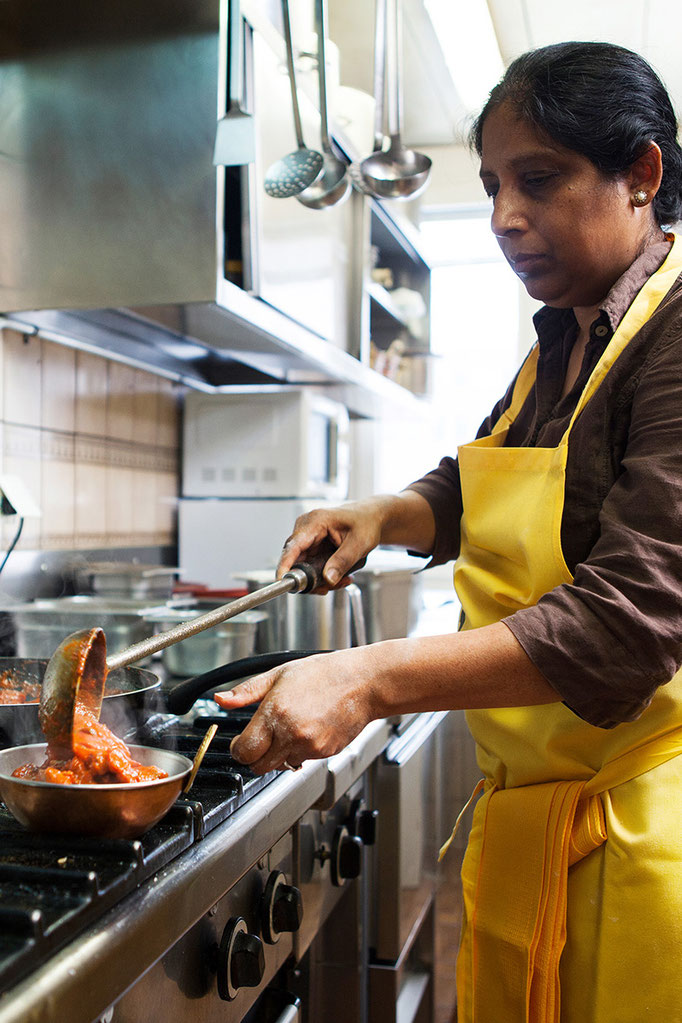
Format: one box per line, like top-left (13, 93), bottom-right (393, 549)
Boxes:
top-left (0, 517), bottom-right (24, 578)
top-left (164, 649), bottom-right (329, 715)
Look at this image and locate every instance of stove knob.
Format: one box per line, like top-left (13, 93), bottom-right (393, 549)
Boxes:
top-left (356, 809), bottom-right (378, 845)
top-left (217, 916), bottom-right (265, 1001)
top-left (331, 825), bottom-right (363, 887)
top-left (350, 798), bottom-right (379, 846)
top-left (260, 870), bottom-right (303, 944)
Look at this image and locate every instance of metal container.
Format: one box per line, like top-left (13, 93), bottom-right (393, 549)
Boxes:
top-left (353, 558), bottom-right (424, 642)
top-left (8, 596), bottom-right (160, 660)
top-left (236, 572), bottom-right (352, 653)
top-left (74, 562), bottom-right (179, 602)
top-left (143, 607), bottom-right (265, 677)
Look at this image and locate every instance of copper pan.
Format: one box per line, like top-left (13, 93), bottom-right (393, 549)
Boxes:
top-left (0, 743), bottom-right (192, 839)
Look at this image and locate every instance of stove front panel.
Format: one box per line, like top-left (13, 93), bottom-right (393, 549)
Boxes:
top-left (111, 835), bottom-right (296, 1023)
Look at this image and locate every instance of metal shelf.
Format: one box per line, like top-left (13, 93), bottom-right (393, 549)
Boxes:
top-left (3, 286), bottom-right (433, 421)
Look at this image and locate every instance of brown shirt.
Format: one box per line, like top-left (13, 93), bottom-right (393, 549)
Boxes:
top-left (407, 239), bottom-right (682, 728)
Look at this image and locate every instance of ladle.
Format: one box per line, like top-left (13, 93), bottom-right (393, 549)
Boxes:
top-left (39, 540), bottom-right (358, 750)
top-left (39, 626), bottom-right (107, 750)
top-left (264, 0), bottom-right (323, 198)
top-left (297, 0), bottom-right (351, 209)
top-left (359, 0), bottom-right (431, 200)
top-left (348, 0), bottom-right (387, 195)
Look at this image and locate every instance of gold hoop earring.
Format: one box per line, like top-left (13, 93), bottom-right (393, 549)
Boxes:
top-left (632, 189), bottom-right (649, 207)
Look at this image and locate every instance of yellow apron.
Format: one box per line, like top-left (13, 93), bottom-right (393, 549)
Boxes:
top-left (448, 234), bottom-right (682, 1023)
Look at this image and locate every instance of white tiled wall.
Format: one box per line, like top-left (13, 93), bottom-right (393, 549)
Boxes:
top-left (0, 328), bottom-right (182, 552)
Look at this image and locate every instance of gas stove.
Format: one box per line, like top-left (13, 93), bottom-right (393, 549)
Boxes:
top-left (0, 703), bottom-right (324, 1021)
top-left (0, 698), bottom-right (395, 1023)
top-left (0, 710), bottom-right (270, 991)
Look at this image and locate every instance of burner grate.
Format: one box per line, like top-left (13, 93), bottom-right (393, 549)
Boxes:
top-left (0, 818), bottom-right (150, 992)
top-left (0, 709), bottom-right (279, 996)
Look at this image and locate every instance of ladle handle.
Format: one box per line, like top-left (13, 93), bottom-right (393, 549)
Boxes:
top-left (394, 0), bottom-right (405, 138)
top-left (281, 0), bottom-right (306, 148)
top-left (285, 535), bottom-right (367, 592)
top-left (105, 540), bottom-right (364, 672)
top-left (372, 0), bottom-right (388, 150)
top-left (228, 0), bottom-right (246, 111)
top-left (316, 0), bottom-right (331, 150)
top-left (105, 578), bottom-right (296, 671)
top-left (385, 0), bottom-right (399, 139)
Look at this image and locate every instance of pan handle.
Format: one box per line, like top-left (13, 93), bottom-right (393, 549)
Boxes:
top-left (164, 649), bottom-right (329, 715)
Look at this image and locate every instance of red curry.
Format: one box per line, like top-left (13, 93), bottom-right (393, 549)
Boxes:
top-left (0, 671), bottom-right (41, 705)
top-left (12, 704), bottom-right (168, 784)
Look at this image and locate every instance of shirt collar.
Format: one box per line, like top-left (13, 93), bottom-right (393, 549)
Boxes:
top-left (532, 236), bottom-right (674, 339)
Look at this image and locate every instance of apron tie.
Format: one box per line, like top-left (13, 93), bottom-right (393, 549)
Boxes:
top-left (471, 781), bottom-right (606, 1023)
top-left (439, 778), bottom-right (486, 862)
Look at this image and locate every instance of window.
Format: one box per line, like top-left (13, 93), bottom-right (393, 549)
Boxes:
top-left (420, 207), bottom-right (523, 450)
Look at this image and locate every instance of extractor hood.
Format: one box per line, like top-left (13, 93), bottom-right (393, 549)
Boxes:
top-left (0, 0), bottom-right (426, 418)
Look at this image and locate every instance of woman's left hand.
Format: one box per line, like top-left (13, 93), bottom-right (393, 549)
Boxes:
top-left (214, 648), bottom-right (382, 774)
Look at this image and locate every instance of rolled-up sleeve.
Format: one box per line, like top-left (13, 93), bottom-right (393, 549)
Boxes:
top-left (505, 325), bottom-right (682, 728)
top-left (405, 456), bottom-right (463, 565)
top-left (405, 386), bottom-right (516, 566)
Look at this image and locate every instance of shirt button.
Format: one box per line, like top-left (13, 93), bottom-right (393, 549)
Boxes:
top-left (593, 324), bottom-right (609, 337)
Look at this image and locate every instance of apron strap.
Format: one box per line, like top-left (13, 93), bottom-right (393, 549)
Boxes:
top-left (562, 233), bottom-right (682, 440)
top-left (490, 346), bottom-right (539, 436)
top-left (438, 778), bottom-right (486, 862)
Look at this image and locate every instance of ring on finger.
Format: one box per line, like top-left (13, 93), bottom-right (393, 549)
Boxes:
top-left (282, 759), bottom-right (302, 772)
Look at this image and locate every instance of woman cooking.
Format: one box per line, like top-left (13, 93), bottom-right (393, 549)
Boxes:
top-left (216, 41), bottom-right (682, 1022)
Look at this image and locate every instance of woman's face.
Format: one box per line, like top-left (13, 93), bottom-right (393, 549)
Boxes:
top-left (479, 102), bottom-right (656, 308)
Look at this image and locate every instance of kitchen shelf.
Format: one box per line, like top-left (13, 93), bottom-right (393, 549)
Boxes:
top-left (368, 202), bottom-right (431, 352)
top-left (367, 282), bottom-right (415, 330)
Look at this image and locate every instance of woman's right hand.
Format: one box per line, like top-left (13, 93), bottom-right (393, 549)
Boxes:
top-left (277, 499), bottom-right (386, 593)
top-left (277, 490), bottom-right (436, 593)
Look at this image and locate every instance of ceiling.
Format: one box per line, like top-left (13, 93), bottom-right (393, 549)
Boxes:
top-left (487, 0), bottom-right (682, 138)
top-left (332, 0), bottom-right (682, 150)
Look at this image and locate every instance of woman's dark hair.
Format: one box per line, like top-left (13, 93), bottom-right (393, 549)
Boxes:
top-left (470, 41), bottom-right (682, 227)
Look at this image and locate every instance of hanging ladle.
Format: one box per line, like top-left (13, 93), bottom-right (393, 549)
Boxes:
top-left (359, 0), bottom-right (431, 200)
top-left (264, 0), bottom-right (324, 198)
top-left (39, 540), bottom-right (360, 751)
top-left (349, 0), bottom-right (387, 195)
top-left (297, 0), bottom-right (351, 209)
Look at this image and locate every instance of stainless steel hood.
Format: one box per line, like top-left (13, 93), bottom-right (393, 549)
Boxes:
top-left (0, 0), bottom-right (425, 418)
top-left (0, 3), bottom-right (221, 311)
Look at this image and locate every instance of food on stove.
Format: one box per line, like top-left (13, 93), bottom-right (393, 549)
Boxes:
top-left (0, 671), bottom-right (41, 705)
top-left (11, 704), bottom-right (168, 785)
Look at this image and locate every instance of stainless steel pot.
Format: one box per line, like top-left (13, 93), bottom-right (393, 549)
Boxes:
top-left (236, 572), bottom-right (354, 652)
top-left (74, 562), bottom-right (179, 601)
top-left (143, 607), bottom-right (265, 676)
top-left (352, 561), bottom-right (423, 642)
top-left (8, 596), bottom-right (161, 660)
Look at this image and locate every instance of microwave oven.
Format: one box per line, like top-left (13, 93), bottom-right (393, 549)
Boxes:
top-left (182, 390), bottom-right (350, 502)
